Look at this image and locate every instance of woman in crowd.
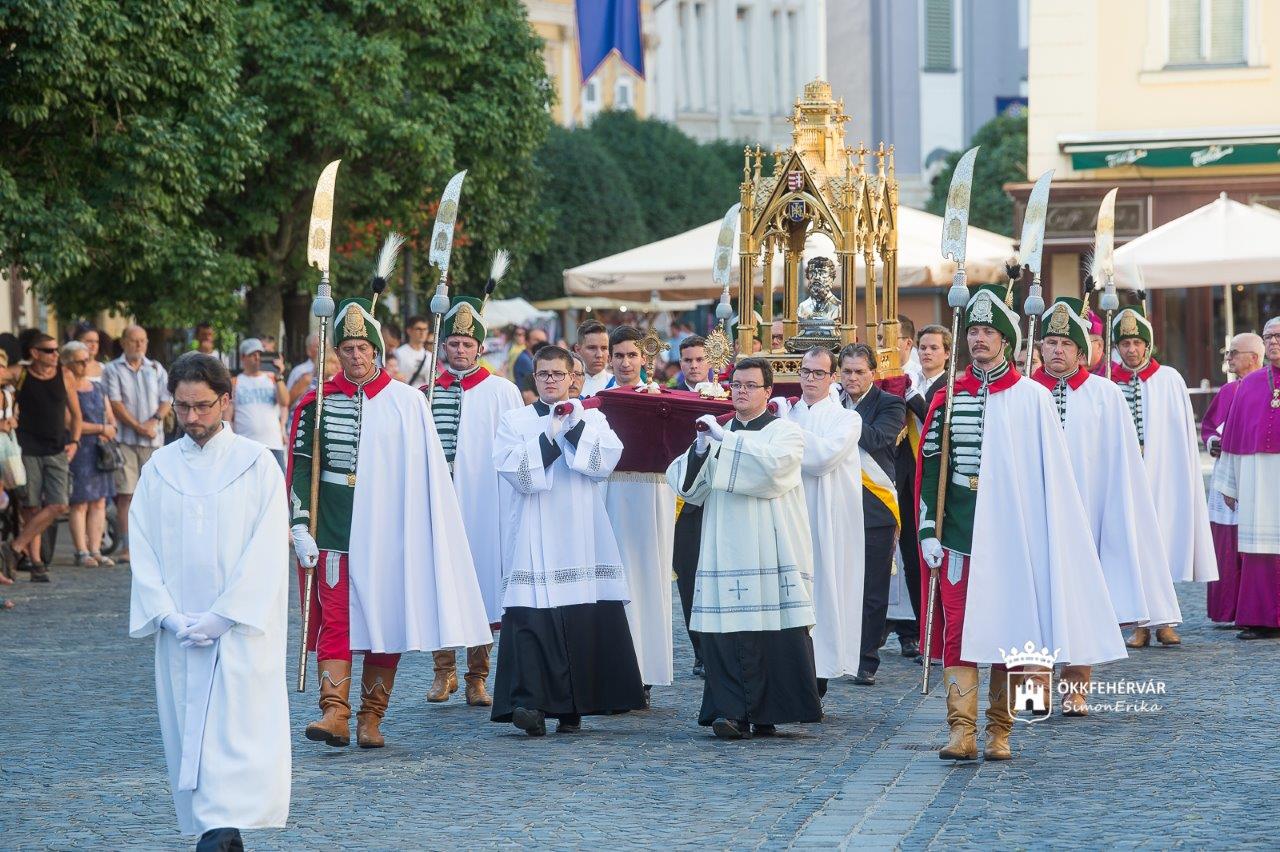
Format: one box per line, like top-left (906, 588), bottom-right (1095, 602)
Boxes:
top-left (74, 325), bottom-right (106, 383)
top-left (61, 341), bottom-right (117, 567)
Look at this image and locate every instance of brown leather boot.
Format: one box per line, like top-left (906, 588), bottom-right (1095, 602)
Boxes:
top-left (938, 666), bottom-right (979, 761)
top-left (305, 660), bottom-right (352, 747)
top-left (1060, 665), bottom-right (1091, 716)
top-left (984, 669), bottom-right (1015, 760)
top-left (426, 649), bottom-right (458, 702)
top-left (465, 643), bottom-right (493, 706)
top-left (1155, 626), bottom-right (1181, 645)
top-left (1125, 626), bottom-right (1151, 648)
top-left (356, 664), bottom-right (396, 749)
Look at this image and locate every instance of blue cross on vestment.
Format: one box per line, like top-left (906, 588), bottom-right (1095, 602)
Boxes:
top-left (728, 580), bottom-right (749, 600)
top-left (780, 575), bottom-right (796, 597)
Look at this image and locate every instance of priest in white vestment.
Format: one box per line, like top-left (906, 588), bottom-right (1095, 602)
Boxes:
top-left (667, 357), bottom-right (821, 740)
top-left (776, 347), bottom-right (865, 688)
top-left (603, 326), bottom-right (676, 696)
top-left (1109, 304), bottom-right (1217, 648)
top-left (1034, 298), bottom-right (1181, 714)
top-left (128, 353), bottom-right (290, 847)
top-left (490, 346), bottom-right (646, 735)
top-left (424, 295), bottom-right (523, 708)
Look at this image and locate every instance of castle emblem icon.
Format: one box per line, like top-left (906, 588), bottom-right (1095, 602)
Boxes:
top-left (999, 641), bottom-right (1061, 724)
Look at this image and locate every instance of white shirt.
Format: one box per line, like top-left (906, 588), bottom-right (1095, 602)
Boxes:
top-left (232, 373), bottom-right (283, 450)
top-left (394, 343), bottom-right (432, 385)
top-left (580, 369), bottom-right (613, 397)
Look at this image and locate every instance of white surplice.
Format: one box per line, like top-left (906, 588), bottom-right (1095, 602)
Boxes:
top-left (786, 397), bottom-right (866, 678)
top-left (963, 379), bottom-right (1127, 666)
top-left (449, 373), bottom-right (523, 622)
top-left (128, 426), bottom-right (290, 836)
top-left (347, 379), bottom-right (492, 653)
top-left (605, 474), bottom-right (675, 685)
top-left (1057, 374), bottom-right (1182, 626)
top-left (1138, 365), bottom-right (1218, 582)
top-left (666, 418), bottom-right (815, 634)
top-left (494, 404), bottom-right (629, 607)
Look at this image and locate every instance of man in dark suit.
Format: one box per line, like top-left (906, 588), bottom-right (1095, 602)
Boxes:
top-left (889, 323), bottom-right (953, 660)
top-left (839, 343), bottom-right (906, 686)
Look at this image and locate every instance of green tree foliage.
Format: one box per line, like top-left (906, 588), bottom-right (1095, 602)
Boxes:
top-left (521, 126), bottom-right (649, 302)
top-left (521, 112), bottom-right (750, 302)
top-left (0, 0), bottom-right (263, 327)
top-left (926, 113), bottom-right (1028, 238)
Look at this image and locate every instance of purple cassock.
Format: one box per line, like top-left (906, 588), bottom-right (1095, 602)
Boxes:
top-left (1217, 365), bottom-right (1280, 629)
top-left (1201, 380), bottom-right (1244, 623)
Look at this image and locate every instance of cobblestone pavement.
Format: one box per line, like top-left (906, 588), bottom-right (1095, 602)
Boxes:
top-left (1, 556), bottom-right (1276, 850)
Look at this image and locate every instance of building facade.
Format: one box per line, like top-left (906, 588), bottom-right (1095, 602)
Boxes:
top-left (524, 0), bottom-right (654, 127)
top-left (649, 0), bottom-right (827, 147)
top-left (1011, 0), bottom-right (1280, 390)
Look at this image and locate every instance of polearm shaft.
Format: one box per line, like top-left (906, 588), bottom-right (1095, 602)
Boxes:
top-left (1024, 274), bottom-right (1044, 375)
top-left (424, 284), bottom-right (447, 405)
top-left (923, 266), bottom-right (970, 694)
top-left (297, 158), bottom-right (340, 693)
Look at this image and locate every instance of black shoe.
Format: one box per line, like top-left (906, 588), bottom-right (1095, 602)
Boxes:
top-left (711, 717), bottom-right (751, 740)
top-left (853, 670), bottom-right (876, 686)
top-left (196, 827), bottom-right (244, 852)
top-left (900, 638), bottom-right (920, 658)
top-left (751, 723), bottom-right (777, 736)
top-left (1237, 627), bottom-right (1280, 641)
top-left (512, 707), bottom-right (546, 737)
top-left (28, 564), bottom-right (49, 583)
top-left (556, 714), bottom-right (582, 734)
top-left (692, 660), bottom-right (705, 679)
top-left (641, 684), bottom-right (652, 709)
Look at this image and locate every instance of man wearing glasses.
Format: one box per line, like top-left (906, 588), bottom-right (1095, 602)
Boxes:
top-left (667, 357), bottom-right (820, 740)
top-left (3, 334), bottom-right (83, 581)
top-left (423, 296), bottom-right (522, 708)
top-left (1214, 318), bottom-right (1280, 641)
top-left (490, 345), bottom-right (644, 736)
top-left (774, 348), bottom-right (865, 697)
top-left (127, 352), bottom-right (290, 851)
top-left (1109, 304), bottom-right (1217, 648)
top-left (103, 325), bottom-right (172, 564)
top-left (395, 315), bottom-right (434, 385)
top-left (1200, 332), bottom-right (1264, 624)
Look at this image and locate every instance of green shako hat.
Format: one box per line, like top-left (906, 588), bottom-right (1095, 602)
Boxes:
top-left (332, 297), bottom-right (384, 355)
top-left (441, 296), bottom-right (486, 344)
top-left (964, 283), bottom-right (1022, 356)
top-left (1040, 296), bottom-right (1090, 355)
top-left (1112, 303), bottom-right (1153, 346)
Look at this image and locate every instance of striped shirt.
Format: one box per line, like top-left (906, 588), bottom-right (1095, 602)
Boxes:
top-left (431, 366), bottom-right (478, 469)
top-left (102, 356), bottom-right (171, 448)
top-left (1120, 372), bottom-right (1146, 449)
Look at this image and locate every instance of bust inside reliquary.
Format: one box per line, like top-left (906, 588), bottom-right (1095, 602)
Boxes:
top-left (796, 256), bottom-right (841, 336)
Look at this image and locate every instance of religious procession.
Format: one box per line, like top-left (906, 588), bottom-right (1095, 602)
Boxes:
top-left (5, 1), bottom-right (1280, 849)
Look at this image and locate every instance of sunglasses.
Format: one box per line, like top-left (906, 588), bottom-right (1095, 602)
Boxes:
top-left (35, 347), bottom-right (58, 354)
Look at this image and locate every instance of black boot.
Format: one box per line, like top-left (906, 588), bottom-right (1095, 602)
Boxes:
top-left (196, 828), bottom-right (243, 852)
top-left (512, 707), bottom-right (546, 737)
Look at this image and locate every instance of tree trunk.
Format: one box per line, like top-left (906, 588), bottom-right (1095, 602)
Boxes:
top-left (246, 275), bottom-right (284, 342)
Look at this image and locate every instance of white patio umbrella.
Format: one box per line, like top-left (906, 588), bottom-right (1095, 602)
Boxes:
top-left (563, 206), bottom-right (1016, 302)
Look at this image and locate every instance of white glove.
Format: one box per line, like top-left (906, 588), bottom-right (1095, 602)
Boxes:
top-left (921, 537), bottom-right (944, 570)
top-left (562, 397), bottom-right (585, 430)
top-left (695, 414), bottom-right (725, 442)
top-left (161, 613), bottom-right (196, 636)
top-left (177, 612), bottom-right (234, 648)
top-left (695, 432), bottom-right (711, 455)
top-left (290, 524), bottom-right (319, 569)
top-left (770, 396), bottom-right (792, 418)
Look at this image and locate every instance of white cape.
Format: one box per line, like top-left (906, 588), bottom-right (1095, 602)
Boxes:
top-left (964, 378), bottom-right (1127, 665)
top-left (348, 380), bottom-right (492, 652)
top-left (494, 405), bottom-right (630, 608)
top-left (450, 373), bottom-right (523, 622)
top-left (1140, 366), bottom-right (1218, 582)
top-left (1063, 376), bottom-right (1182, 626)
top-left (128, 427), bottom-right (290, 836)
top-left (787, 397), bottom-right (865, 678)
top-left (605, 474), bottom-right (675, 686)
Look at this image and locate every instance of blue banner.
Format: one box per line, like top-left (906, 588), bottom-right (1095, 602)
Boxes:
top-left (576, 0), bottom-right (645, 82)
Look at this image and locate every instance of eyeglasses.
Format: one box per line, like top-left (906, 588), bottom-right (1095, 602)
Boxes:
top-left (1264, 333), bottom-right (1280, 342)
top-left (71, 358), bottom-right (91, 366)
top-left (410, 326), bottom-right (429, 333)
top-left (535, 371), bottom-right (568, 382)
top-left (729, 381), bottom-right (765, 391)
top-left (798, 368), bottom-right (831, 379)
top-left (174, 399), bottom-right (221, 416)
top-left (35, 347), bottom-right (58, 354)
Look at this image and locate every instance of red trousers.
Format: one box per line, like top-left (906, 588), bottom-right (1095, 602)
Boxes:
top-left (301, 550), bottom-right (400, 668)
top-left (923, 548), bottom-right (1005, 672)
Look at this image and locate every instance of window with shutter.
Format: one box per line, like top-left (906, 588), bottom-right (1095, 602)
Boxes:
top-left (924, 0), bottom-right (955, 72)
top-left (1167, 0), bottom-right (1246, 67)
